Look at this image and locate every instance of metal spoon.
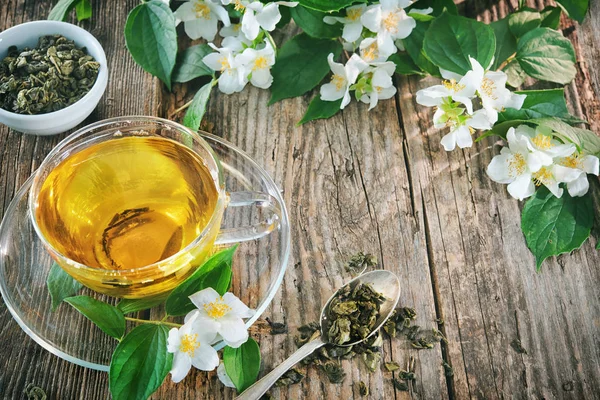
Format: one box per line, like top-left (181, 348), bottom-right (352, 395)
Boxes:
top-left (235, 270), bottom-right (401, 400)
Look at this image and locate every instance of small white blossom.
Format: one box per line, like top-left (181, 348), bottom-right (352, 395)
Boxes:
top-left (464, 57), bottom-right (526, 124)
top-left (167, 311), bottom-right (220, 383)
top-left (358, 62), bottom-right (397, 110)
top-left (359, 37), bottom-right (395, 63)
top-left (217, 362), bottom-right (237, 388)
top-left (556, 153), bottom-right (600, 197)
top-left (222, 1), bottom-right (298, 40)
top-left (237, 42), bottom-right (276, 88)
top-left (361, 0), bottom-right (416, 56)
top-left (439, 109), bottom-right (492, 151)
top-left (220, 23), bottom-right (253, 52)
top-left (323, 4), bottom-right (368, 43)
top-left (320, 53), bottom-right (368, 109)
top-left (486, 126), bottom-right (578, 199)
top-left (203, 44), bottom-right (248, 94)
top-left (175, 0), bottom-right (231, 41)
top-left (416, 70), bottom-right (478, 114)
top-left (189, 287), bottom-right (255, 348)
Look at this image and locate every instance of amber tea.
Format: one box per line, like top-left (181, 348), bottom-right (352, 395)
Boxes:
top-left (35, 135), bottom-right (220, 297)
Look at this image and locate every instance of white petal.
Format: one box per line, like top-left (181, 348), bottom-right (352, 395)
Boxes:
top-left (526, 152), bottom-right (543, 173)
top-left (340, 89), bottom-right (352, 109)
top-left (222, 36), bottom-right (245, 52)
top-left (184, 309), bottom-right (200, 324)
top-left (327, 53), bottom-right (346, 77)
top-left (392, 13), bottom-right (416, 40)
top-left (377, 32), bottom-right (398, 56)
top-left (251, 68), bottom-right (273, 88)
top-left (368, 90), bottom-right (379, 110)
top-left (191, 343), bottom-right (220, 371)
top-left (507, 174), bottom-right (535, 200)
top-left (505, 92), bottom-right (526, 110)
top-left (453, 95), bottom-right (474, 115)
top-left (219, 69), bottom-right (247, 94)
top-left (346, 54), bottom-right (369, 83)
top-left (190, 316), bottom-right (220, 343)
top-left (170, 353), bottom-right (192, 383)
top-left (469, 110), bottom-right (493, 130)
top-left (189, 287), bottom-right (221, 310)
top-left (415, 85), bottom-right (448, 107)
top-left (184, 18), bottom-right (218, 41)
top-left (439, 68), bottom-right (463, 81)
top-left (567, 175), bottom-right (590, 197)
top-left (320, 82), bottom-right (345, 101)
top-left (323, 16), bottom-right (343, 25)
top-left (361, 6), bottom-right (381, 33)
top-left (202, 52), bottom-right (225, 71)
top-left (545, 180), bottom-right (563, 198)
top-left (209, 2), bottom-right (231, 26)
top-left (342, 21), bottom-right (364, 43)
top-left (486, 153), bottom-right (513, 184)
top-left (217, 363), bottom-right (237, 388)
top-left (371, 68), bottom-right (393, 88)
top-left (552, 164), bottom-right (582, 183)
top-left (582, 155), bottom-right (600, 175)
top-left (167, 328), bottom-right (181, 353)
top-left (546, 143), bottom-right (576, 158)
top-left (242, 9), bottom-right (260, 40)
top-left (223, 292), bottom-right (254, 318)
top-left (440, 131), bottom-right (457, 151)
top-left (220, 23), bottom-right (241, 37)
top-left (174, 2), bottom-right (197, 22)
top-left (256, 3), bottom-right (282, 31)
top-left (378, 86), bottom-right (397, 100)
top-left (219, 315), bottom-right (249, 347)
top-left (455, 125), bottom-right (473, 149)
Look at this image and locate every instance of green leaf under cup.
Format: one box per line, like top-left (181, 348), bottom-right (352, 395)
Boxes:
top-left (165, 245), bottom-right (237, 316)
top-left (47, 262), bottom-right (83, 311)
top-left (64, 295), bottom-right (126, 339)
top-left (109, 324), bottom-right (172, 400)
top-left (223, 338), bottom-right (261, 393)
top-left (117, 295), bottom-right (168, 315)
top-left (183, 81), bottom-right (214, 131)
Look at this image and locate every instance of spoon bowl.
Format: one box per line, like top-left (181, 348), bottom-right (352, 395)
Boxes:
top-left (236, 270), bottom-right (401, 400)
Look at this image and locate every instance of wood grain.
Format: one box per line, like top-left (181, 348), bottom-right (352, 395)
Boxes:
top-left (1, 1), bottom-right (600, 399)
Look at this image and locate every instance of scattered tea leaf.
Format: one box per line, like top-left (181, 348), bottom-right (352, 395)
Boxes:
top-left (358, 381), bottom-right (369, 396)
top-left (321, 361), bottom-right (346, 383)
top-left (266, 317), bottom-right (288, 335)
top-left (511, 338), bottom-right (528, 354)
top-left (442, 361), bottom-right (454, 377)
top-left (362, 351), bottom-right (381, 372)
top-left (275, 368), bottom-right (305, 386)
top-left (23, 383), bottom-right (47, 400)
top-left (385, 361), bottom-right (401, 372)
top-left (223, 338), bottom-right (261, 393)
top-left (65, 296), bottom-right (126, 339)
top-left (47, 263), bottom-right (83, 311)
top-left (393, 378), bottom-right (409, 391)
top-left (109, 324), bottom-right (172, 400)
top-left (346, 252), bottom-right (377, 275)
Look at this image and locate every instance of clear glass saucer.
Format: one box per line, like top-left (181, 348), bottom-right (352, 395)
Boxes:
top-left (0, 132), bottom-right (290, 372)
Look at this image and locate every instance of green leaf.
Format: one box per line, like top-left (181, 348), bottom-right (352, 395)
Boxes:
top-left (48, 0), bottom-right (79, 20)
top-left (409, 12), bottom-right (435, 22)
top-left (269, 34), bottom-right (342, 105)
top-left (508, 9), bottom-right (541, 38)
top-left (555, 0), bottom-right (589, 23)
top-left (291, 5), bottom-right (342, 38)
top-left (223, 338), bottom-right (261, 393)
top-left (296, 0), bottom-right (366, 12)
top-left (504, 60), bottom-right (527, 88)
top-left (516, 27), bottom-right (577, 85)
top-left (532, 118), bottom-right (600, 156)
top-left (540, 6), bottom-right (562, 29)
top-left (522, 188), bottom-right (593, 270)
top-left (165, 245), bottom-right (237, 316)
top-left (172, 44), bottom-right (213, 83)
top-left (109, 324), bottom-right (172, 400)
top-left (423, 12), bottom-right (496, 75)
top-left (409, 0), bottom-right (458, 15)
top-left (298, 97), bottom-right (342, 125)
top-left (125, 0), bottom-right (178, 90)
top-left (403, 20), bottom-right (440, 77)
top-left (117, 295), bottom-right (168, 314)
top-left (490, 119), bottom-right (527, 138)
top-left (64, 296), bottom-right (126, 339)
top-left (47, 263), bottom-right (83, 311)
top-left (490, 17), bottom-right (517, 70)
top-left (75, 0), bottom-right (92, 21)
top-left (388, 52), bottom-right (424, 76)
top-left (497, 89), bottom-right (583, 125)
top-left (277, 5), bottom-right (292, 28)
top-left (183, 81), bottom-right (213, 131)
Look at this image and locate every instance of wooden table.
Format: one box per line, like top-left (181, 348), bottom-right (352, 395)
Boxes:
top-left (2, 1), bottom-right (600, 399)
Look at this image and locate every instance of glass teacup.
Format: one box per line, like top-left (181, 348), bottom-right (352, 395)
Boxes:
top-left (29, 117), bottom-right (281, 298)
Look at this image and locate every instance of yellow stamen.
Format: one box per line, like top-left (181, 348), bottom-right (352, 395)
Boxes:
top-left (443, 79), bottom-right (465, 92)
top-left (362, 42), bottom-right (379, 62)
top-left (233, 23), bottom-right (241, 32)
top-left (532, 167), bottom-right (552, 186)
top-left (234, 0), bottom-right (245, 11)
top-left (253, 56), bottom-right (268, 70)
top-left (179, 333), bottom-right (200, 356)
top-left (468, 126), bottom-right (475, 134)
top-left (203, 298), bottom-right (232, 319)
top-left (382, 11), bottom-right (400, 34)
top-left (376, 86), bottom-right (383, 93)
top-left (561, 153), bottom-right (581, 169)
top-left (331, 74), bottom-right (346, 91)
top-left (218, 56), bottom-right (230, 72)
top-left (509, 153), bottom-right (527, 176)
top-left (346, 8), bottom-right (362, 21)
top-left (531, 133), bottom-right (553, 150)
top-left (193, 2), bottom-right (211, 19)
top-left (480, 77), bottom-right (497, 100)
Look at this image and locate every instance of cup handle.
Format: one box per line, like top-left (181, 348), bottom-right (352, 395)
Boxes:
top-left (214, 191), bottom-right (282, 245)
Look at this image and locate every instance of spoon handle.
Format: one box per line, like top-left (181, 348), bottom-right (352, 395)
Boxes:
top-left (235, 336), bottom-right (326, 400)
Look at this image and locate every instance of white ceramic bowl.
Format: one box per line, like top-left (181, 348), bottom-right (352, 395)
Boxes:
top-left (0, 21), bottom-right (108, 135)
